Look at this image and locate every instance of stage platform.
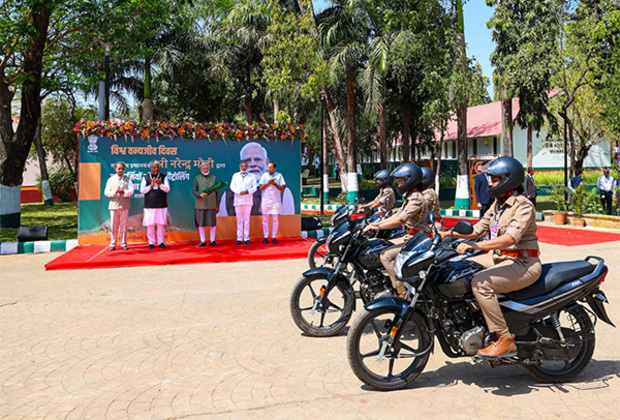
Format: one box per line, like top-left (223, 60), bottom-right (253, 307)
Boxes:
top-left (45, 238), bottom-right (313, 271)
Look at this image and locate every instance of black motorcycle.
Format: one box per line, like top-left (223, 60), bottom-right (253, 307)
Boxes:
top-left (307, 203), bottom-right (403, 269)
top-left (291, 208), bottom-right (410, 337)
top-left (346, 214), bottom-right (614, 390)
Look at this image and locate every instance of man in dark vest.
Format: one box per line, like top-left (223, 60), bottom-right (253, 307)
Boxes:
top-left (475, 169), bottom-right (491, 219)
top-left (140, 160), bottom-right (171, 249)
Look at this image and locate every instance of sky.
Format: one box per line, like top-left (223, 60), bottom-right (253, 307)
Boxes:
top-left (313, 0), bottom-right (497, 98)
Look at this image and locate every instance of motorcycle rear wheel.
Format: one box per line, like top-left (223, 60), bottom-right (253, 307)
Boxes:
top-left (347, 307), bottom-right (432, 391)
top-left (290, 275), bottom-right (354, 337)
top-left (524, 305), bottom-right (595, 383)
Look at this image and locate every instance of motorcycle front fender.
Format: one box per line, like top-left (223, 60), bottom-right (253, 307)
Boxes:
top-left (364, 296), bottom-right (416, 320)
top-left (302, 267), bottom-right (356, 311)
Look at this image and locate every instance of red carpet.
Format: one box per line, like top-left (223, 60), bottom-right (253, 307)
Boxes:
top-left (45, 238), bottom-right (313, 271)
top-left (442, 217), bottom-right (620, 246)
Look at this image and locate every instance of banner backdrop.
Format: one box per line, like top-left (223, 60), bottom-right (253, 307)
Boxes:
top-left (78, 136), bottom-right (301, 245)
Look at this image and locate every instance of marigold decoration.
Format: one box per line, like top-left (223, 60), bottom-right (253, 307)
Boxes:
top-left (73, 120), bottom-right (306, 144)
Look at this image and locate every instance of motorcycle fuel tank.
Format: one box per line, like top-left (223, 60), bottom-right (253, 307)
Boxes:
top-left (356, 238), bottom-right (393, 269)
top-left (435, 260), bottom-right (482, 298)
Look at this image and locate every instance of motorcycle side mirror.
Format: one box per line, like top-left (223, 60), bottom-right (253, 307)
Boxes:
top-left (363, 207), bottom-right (373, 217)
top-left (453, 220), bottom-right (474, 235)
top-left (358, 197), bottom-right (366, 204)
top-left (426, 212), bottom-right (435, 225)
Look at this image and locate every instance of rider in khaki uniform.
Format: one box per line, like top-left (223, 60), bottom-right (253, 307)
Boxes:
top-left (363, 163), bottom-right (428, 295)
top-left (359, 169), bottom-right (396, 213)
top-left (440, 156), bottom-right (542, 359)
top-left (420, 167), bottom-right (443, 232)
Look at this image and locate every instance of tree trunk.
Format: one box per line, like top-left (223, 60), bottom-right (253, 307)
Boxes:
top-left (402, 102), bottom-right (411, 162)
top-left (500, 91), bottom-right (513, 157)
top-left (273, 99), bottom-right (280, 121)
top-left (322, 90), bottom-right (347, 191)
top-left (322, 110), bottom-right (329, 204)
top-left (0, 7), bottom-right (51, 227)
top-left (345, 72), bottom-right (358, 203)
top-left (142, 56), bottom-right (153, 121)
top-left (379, 101), bottom-right (387, 169)
top-left (526, 123), bottom-right (533, 168)
top-left (34, 116), bottom-right (54, 205)
top-left (454, 0), bottom-right (469, 210)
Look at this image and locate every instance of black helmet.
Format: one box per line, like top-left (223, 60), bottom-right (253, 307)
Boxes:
top-left (373, 169), bottom-right (392, 189)
top-left (420, 167), bottom-right (435, 190)
top-left (391, 163), bottom-right (423, 195)
top-left (486, 156), bottom-right (525, 199)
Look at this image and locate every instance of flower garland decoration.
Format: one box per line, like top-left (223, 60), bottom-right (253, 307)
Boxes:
top-left (73, 120), bottom-right (305, 143)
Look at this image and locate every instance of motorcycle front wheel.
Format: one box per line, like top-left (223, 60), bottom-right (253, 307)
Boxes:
top-left (524, 305), bottom-right (595, 383)
top-left (347, 307), bottom-right (432, 391)
top-left (290, 275), bottom-right (354, 337)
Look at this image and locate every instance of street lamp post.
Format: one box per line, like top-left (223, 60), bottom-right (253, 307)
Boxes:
top-left (103, 42), bottom-right (113, 120)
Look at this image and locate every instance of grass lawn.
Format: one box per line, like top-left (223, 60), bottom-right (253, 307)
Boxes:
top-left (0, 202), bottom-right (77, 243)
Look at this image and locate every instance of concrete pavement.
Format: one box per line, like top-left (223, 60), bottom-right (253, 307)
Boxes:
top-left (1, 240), bottom-right (620, 419)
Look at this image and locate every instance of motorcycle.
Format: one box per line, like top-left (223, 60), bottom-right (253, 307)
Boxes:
top-left (346, 214), bottom-right (614, 390)
top-left (307, 201), bottom-right (403, 269)
top-left (291, 206), bottom-right (410, 337)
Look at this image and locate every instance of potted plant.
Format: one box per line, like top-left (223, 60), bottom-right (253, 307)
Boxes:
top-left (569, 183), bottom-right (587, 226)
top-left (549, 184), bottom-right (567, 225)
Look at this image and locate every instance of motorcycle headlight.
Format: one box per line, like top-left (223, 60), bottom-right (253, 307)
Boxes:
top-left (394, 254), bottom-right (404, 279)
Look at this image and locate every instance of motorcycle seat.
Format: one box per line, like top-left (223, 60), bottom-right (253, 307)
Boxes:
top-left (505, 260), bottom-right (595, 301)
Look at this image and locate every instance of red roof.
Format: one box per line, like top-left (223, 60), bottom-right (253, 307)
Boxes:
top-left (436, 89), bottom-right (561, 141)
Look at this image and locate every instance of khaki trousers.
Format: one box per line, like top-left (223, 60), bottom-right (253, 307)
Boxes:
top-left (468, 252), bottom-right (542, 333)
top-left (380, 236), bottom-right (410, 288)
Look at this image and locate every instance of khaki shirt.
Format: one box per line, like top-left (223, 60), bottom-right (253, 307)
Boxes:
top-left (473, 193), bottom-right (539, 251)
top-left (423, 188), bottom-right (441, 220)
top-left (376, 187), bottom-right (396, 212)
top-left (398, 191), bottom-right (429, 232)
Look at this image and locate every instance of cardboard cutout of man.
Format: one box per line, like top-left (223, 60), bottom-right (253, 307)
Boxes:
top-left (218, 142), bottom-right (294, 216)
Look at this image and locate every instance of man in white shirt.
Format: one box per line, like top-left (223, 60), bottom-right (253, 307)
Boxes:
top-left (259, 161), bottom-right (286, 244)
top-left (230, 160), bottom-right (257, 245)
top-left (103, 162), bottom-right (134, 251)
top-left (597, 168), bottom-right (614, 215)
top-left (140, 161), bottom-right (171, 249)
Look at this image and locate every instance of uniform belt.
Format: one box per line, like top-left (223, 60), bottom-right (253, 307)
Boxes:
top-left (499, 249), bottom-right (539, 258)
top-left (407, 228), bottom-right (432, 238)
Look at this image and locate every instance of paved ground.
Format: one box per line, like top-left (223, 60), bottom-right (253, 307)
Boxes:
top-left (1, 241), bottom-right (620, 420)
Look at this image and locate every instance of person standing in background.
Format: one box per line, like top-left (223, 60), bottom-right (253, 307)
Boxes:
top-left (597, 168), bottom-right (614, 215)
top-left (140, 161), bottom-right (170, 249)
top-left (568, 170), bottom-right (584, 193)
top-left (524, 167), bottom-right (537, 208)
top-left (474, 169), bottom-right (491, 219)
top-left (104, 162), bottom-right (134, 251)
top-left (259, 161), bottom-right (286, 244)
top-left (193, 161), bottom-right (220, 248)
top-left (230, 160), bottom-right (257, 245)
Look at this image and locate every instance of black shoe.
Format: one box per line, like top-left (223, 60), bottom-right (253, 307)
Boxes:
top-left (148, 244), bottom-right (155, 250)
top-left (263, 238), bottom-right (269, 244)
top-left (197, 242), bottom-right (206, 248)
top-left (122, 246), bottom-right (129, 251)
top-left (245, 240), bottom-right (251, 245)
top-left (109, 246), bottom-right (116, 251)
top-left (235, 241), bottom-right (243, 246)
top-left (210, 241), bottom-right (219, 247)
top-left (158, 243), bottom-right (167, 249)
top-left (272, 238), bottom-right (278, 244)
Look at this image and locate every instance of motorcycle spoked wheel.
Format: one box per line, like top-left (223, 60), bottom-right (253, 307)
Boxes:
top-left (307, 237), bottom-right (336, 269)
top-left (524, 305), bottom-right (595, 383)
top-left (290, 275), bottom-right (354, 337)
top-left (347, 307), bottom-right (432, 391)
